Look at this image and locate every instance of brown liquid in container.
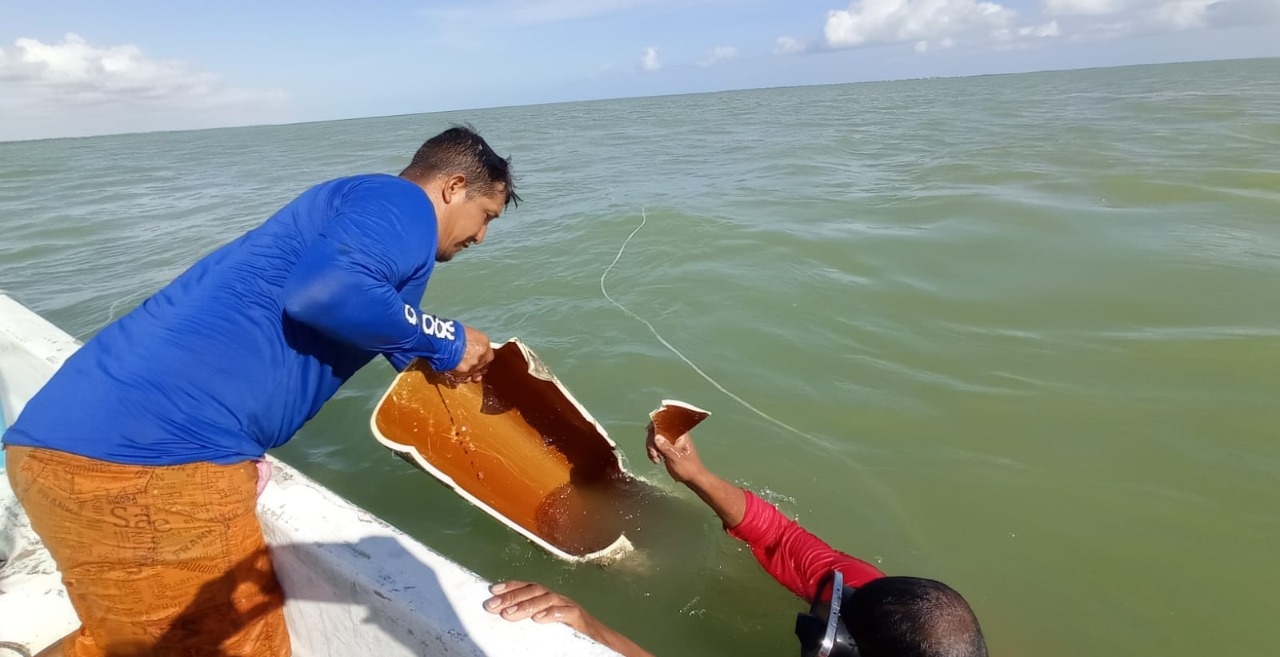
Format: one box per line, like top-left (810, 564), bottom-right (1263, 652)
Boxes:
top-left (372, 341), bottom-right (637, 558)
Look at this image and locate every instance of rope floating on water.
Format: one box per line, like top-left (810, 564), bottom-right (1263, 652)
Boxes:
top-left (598, 206), bottom-right (823, 446)
top-left (597, 203), bottom-right (925, 548)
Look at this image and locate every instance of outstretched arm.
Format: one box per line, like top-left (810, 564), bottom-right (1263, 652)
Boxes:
top-left (648, 425), bottom-right (884, 601)
top-left (646, 422), bottom-right (745, 527)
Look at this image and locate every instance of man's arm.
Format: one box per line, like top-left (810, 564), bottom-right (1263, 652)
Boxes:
top-left (726, 490), bottom-right (884, 600)
top-left (649, 427), bottom-right (884, 601)
top-left (646, 424), bottom-right (745, 526)
top-left (485, 581), bottom-right (655, 657)
top-left (280, 178), bottom-right (491, 378)
top-left (383, 351), bottom-right (414, 373)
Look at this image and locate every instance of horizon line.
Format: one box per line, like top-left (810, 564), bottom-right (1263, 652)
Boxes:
top-left (3, 54), bottom-right (1275, 146)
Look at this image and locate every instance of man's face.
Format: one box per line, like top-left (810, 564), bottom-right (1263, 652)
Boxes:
top-left (436, 177), bottom-right (507, 263)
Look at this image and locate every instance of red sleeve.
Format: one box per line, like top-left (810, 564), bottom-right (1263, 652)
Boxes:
top-left (727, 490), bottom-right (884, 601)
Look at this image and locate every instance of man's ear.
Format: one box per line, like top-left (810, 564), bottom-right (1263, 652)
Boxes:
top-left (441, 174), bottom-right (468, 204)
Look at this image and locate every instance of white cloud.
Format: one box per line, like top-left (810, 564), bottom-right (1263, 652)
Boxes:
top-left (510, 0), bottom-right (662, 22)
top-left (697, 46), bottom-right (740, 67)
top-left (641, 46), bottom-right (661, 72)
top-left (1205, 0), bottom-right (1280, 26)
top-left (420, 0), bottom-right (723, 25)
top-left (815, 0), bottom-right (1262, 52)
top-left (1042, 0), bottom-right (1127, 15)
top-left (914, 35), bottom-right (958, 52)
top-left (1150, 0), bottom-right (1215, 28)
top-left (775, 36), bottom-right (809, 54)
top-left (1021, 20), bottom-right (1063, 37)
top-left (1063, 0), bottom-right (1274, 39)
top-left (4, 34), bottom-right (207, 98)
top-left (823, 0), bottom-right (1017, 48)
top-left (1044, 0), bottom-right (1278, 30)
top-left (988, 18), bottom-right (1063, 47)
top-left (0, 33), bottom-right (283, 141)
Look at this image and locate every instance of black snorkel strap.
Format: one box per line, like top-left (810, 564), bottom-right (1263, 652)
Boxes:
top-left (795, 570), bottom-right (861, 657)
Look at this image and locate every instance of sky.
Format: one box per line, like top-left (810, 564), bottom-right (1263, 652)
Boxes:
top-left (1, 0), bottom-right (1277, 141)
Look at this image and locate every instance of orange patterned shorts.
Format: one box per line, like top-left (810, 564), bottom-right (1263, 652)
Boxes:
top-left (6, 445), bottom-right (290, 657)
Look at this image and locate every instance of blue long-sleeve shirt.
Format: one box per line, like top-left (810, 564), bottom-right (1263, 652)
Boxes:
top-left (2, 174), bottom-right (466, 465)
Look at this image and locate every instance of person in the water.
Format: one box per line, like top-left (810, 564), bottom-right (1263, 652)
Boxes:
top-left (486, 425), bottom-right (988, 657)
top-left (4, 125), bottom-right (517, 657)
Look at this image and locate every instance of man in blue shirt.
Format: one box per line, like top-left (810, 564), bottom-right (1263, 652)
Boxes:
top-left (4, 126), bottom-right (518, 657)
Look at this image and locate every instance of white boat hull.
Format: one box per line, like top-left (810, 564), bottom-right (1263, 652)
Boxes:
top-left (0, 294), bottom-right (619, 657)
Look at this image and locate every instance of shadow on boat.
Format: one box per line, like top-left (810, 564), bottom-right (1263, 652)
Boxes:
top-left (83, 536), bottom-right (494, 657)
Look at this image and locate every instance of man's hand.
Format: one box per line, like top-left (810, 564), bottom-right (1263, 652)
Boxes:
top-left (484, 581), bottom-right (592, 633)
top-left (644, 422), bottom-right (746, 528)
top-left (646, 422), bottom-right (709, 484)
top-left (253, 459), bottom-right (272, 498)
top-left (448, 324), bottom-right (494, 383)
top-left (485, 581), bottom-right (655, 657)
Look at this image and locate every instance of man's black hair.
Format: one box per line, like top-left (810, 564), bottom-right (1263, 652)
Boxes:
top-left (845, 576), bottom-right (988, 657)
top-left (401, 125), bottom-right (521, 208)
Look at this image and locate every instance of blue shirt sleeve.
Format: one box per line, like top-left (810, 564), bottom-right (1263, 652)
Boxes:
top-left (281, 177), bottom-right (467, 372)
top-left (384, 351), bottom-right (415, 372)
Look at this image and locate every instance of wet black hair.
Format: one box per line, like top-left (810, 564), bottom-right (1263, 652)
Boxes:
top-left (400, 125), bottom-right (521, 208)
top-left (844, 577), bottom-right (988, 657)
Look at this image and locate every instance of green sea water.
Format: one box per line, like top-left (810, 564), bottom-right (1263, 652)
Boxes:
top-left (2, 57), bottom-right (1278, 656)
